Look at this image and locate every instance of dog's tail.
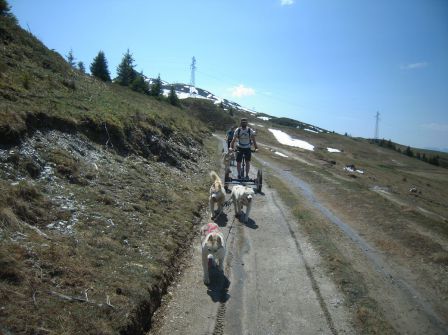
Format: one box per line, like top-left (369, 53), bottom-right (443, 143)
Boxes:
top-left (210, 171), bottom-right (221, 182)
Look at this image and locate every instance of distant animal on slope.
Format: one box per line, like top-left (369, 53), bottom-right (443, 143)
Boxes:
top-left (209, 171), bottom-right (226, 219)
top-left (231, 184), bottom-right (255, 223)
top-left (200, 222), bottom-right (225, 285)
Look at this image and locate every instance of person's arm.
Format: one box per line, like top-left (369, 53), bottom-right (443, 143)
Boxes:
top-left (251, 132), bottom-right (258, 151)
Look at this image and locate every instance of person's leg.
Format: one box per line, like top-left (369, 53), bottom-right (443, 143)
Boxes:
top-left (236, 150), bottom-right (243, 178)
top-left (245, 149), bottom-right (252, 178)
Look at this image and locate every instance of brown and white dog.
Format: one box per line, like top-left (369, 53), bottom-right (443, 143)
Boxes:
top-left (231, 185), bottom-right (255, 223)
top-left (209, 171), bottom-right (226, 219)
top-left (200, 222), bottom-right (225, 285)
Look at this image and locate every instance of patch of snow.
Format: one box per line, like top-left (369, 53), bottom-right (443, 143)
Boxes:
top-left (177, 92), bottom-right (192, 99)
top-left (344, 165), bottom-right (364, 174)
top-left (327, 148), bottom-right (341, 153)
top-left (249, 123), bottom-right (264, 128)
top-left (268, 129), bottom-right (315, 151)
top-left (258, 116), bottom-right (271, 121)
top-left (275, 151), bottom-right (288, 158)
top-left (304, 128), bottom-right (319, 133)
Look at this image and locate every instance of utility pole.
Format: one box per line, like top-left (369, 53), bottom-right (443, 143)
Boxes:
top-left (374, 111), bottom-right (380, 141)
top-left (190, 57), bottom-right (196, 87)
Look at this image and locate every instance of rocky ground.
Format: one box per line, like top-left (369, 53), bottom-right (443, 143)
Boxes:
top-left (0, 129), bottom-right (218, 334)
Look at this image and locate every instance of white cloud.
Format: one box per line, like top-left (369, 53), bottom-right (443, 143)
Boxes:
top-left (281, 0), bottom-right (294, 5)
top-left (422, 123), bottom-right (448, 132)
top-left (400, 62), bottom-right (428, 70)
top-left (230, 84), bottom-right (255, 97)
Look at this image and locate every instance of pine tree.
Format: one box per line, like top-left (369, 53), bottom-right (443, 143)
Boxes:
top-left (405, 146), bottom-right (413, 157)
top-left (77, 61), bottom-right (85, 73)
top-left (130, 71), bottom-right (150, 94)
top-left (66, 49), bottom-right (76, 68)
top-left (90, 51), bottom-right (111, 82)
top-left (116, 49), bottom-right (137, 86)
top-left (150, 74), bottom-right (162, 97)
top-left (168, 85), bottom-right (180, 106)
top-left (0, 0), bottom-right (17, 22)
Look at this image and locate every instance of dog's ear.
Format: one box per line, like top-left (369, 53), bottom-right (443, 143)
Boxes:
top-left (217, 235), bottom-right (223, 247)
top-left (205, 234), bottom-right (213, 245)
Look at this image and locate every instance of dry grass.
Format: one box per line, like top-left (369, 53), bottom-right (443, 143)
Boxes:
top-left (0, 135), bottom-right (219, 334)
top-left (266, 174), bottom-right (398, 335)
top-left (0, 13), bottom-right (229, 333)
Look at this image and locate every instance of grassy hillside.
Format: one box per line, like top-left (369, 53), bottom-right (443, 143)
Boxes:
top-left (0, 13), bottom-right (233, 155)
top-left (0, 12), bottom-right (230, 334)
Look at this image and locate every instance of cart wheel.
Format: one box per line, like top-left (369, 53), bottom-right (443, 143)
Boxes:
top-left (256, 169), bottom-right (263, 193)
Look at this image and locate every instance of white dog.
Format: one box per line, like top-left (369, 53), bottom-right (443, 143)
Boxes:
top-left (200, 222), bottom-right (225, 285)
top-left (209, 171), bottom-right (226, 219)
top-left (231, 185), bottom-right (255, 223)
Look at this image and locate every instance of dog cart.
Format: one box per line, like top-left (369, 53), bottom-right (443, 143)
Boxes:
top-left (224, 150), bottom-right (262, 193)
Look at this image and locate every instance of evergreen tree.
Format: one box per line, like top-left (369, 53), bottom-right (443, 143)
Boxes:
top-left (90, 51), bottom-right (111, 82)
top-left (168, 85), bottom-right (180, 106)
top-left (405, 146), bottom-right (414, 157)
top-left (387, 139), bottom-right (395, 149)
top-left (116, 49), bottom-right (137, 86)
top-left (66, 49), bottom-right (76, 67)
top-left (429, 155), bottom-right (440, 166)
top-left (150, 74), bottom-right (162, 97)
top-left (0, 0), bottom-right (17, 22)
top-left (77, 61), bottom-right (85, 73)
top-left (130, 71), bottom-right (150, 94)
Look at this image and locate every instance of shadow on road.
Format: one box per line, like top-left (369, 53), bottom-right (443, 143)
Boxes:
top-left (206, 265), bottom-right (230, 303)
top-left (241, 217), bottom-right (258, 230)
top-left (214, 213), bottom-right (229, 227)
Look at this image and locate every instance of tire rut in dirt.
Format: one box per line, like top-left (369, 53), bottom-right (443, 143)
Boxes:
top-left (271, 195), bottom-right (338, 335)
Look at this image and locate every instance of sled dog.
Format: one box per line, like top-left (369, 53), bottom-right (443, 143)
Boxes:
top-left (231, 185), bottom-right (255, 223)
top-left (209, 171), bottom-right (226, 219)
top-left (200, 222), bottom-right (225, 285)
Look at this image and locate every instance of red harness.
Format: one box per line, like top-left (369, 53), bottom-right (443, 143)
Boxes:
top-left (203, 223), bottom-right (220, 236)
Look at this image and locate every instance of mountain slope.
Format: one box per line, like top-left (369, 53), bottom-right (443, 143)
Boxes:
top-left (0, 12), bottom-right (228, 335)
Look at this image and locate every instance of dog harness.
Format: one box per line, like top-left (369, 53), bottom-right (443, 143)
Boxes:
top-left (203, 222), bottom-right (220, 236)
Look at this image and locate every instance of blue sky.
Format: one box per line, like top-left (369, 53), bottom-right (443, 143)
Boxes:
top-left (9, 0), bottom-right (448, 150)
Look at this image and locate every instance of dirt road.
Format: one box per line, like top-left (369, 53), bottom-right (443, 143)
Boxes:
top-left (149, 142), bottom-right (447, 335)
top-left (149, 155), bottom-right (354, 334)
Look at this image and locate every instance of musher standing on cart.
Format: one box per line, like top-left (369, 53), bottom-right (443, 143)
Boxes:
top-left (230, 118), bottom-right (258, 179)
